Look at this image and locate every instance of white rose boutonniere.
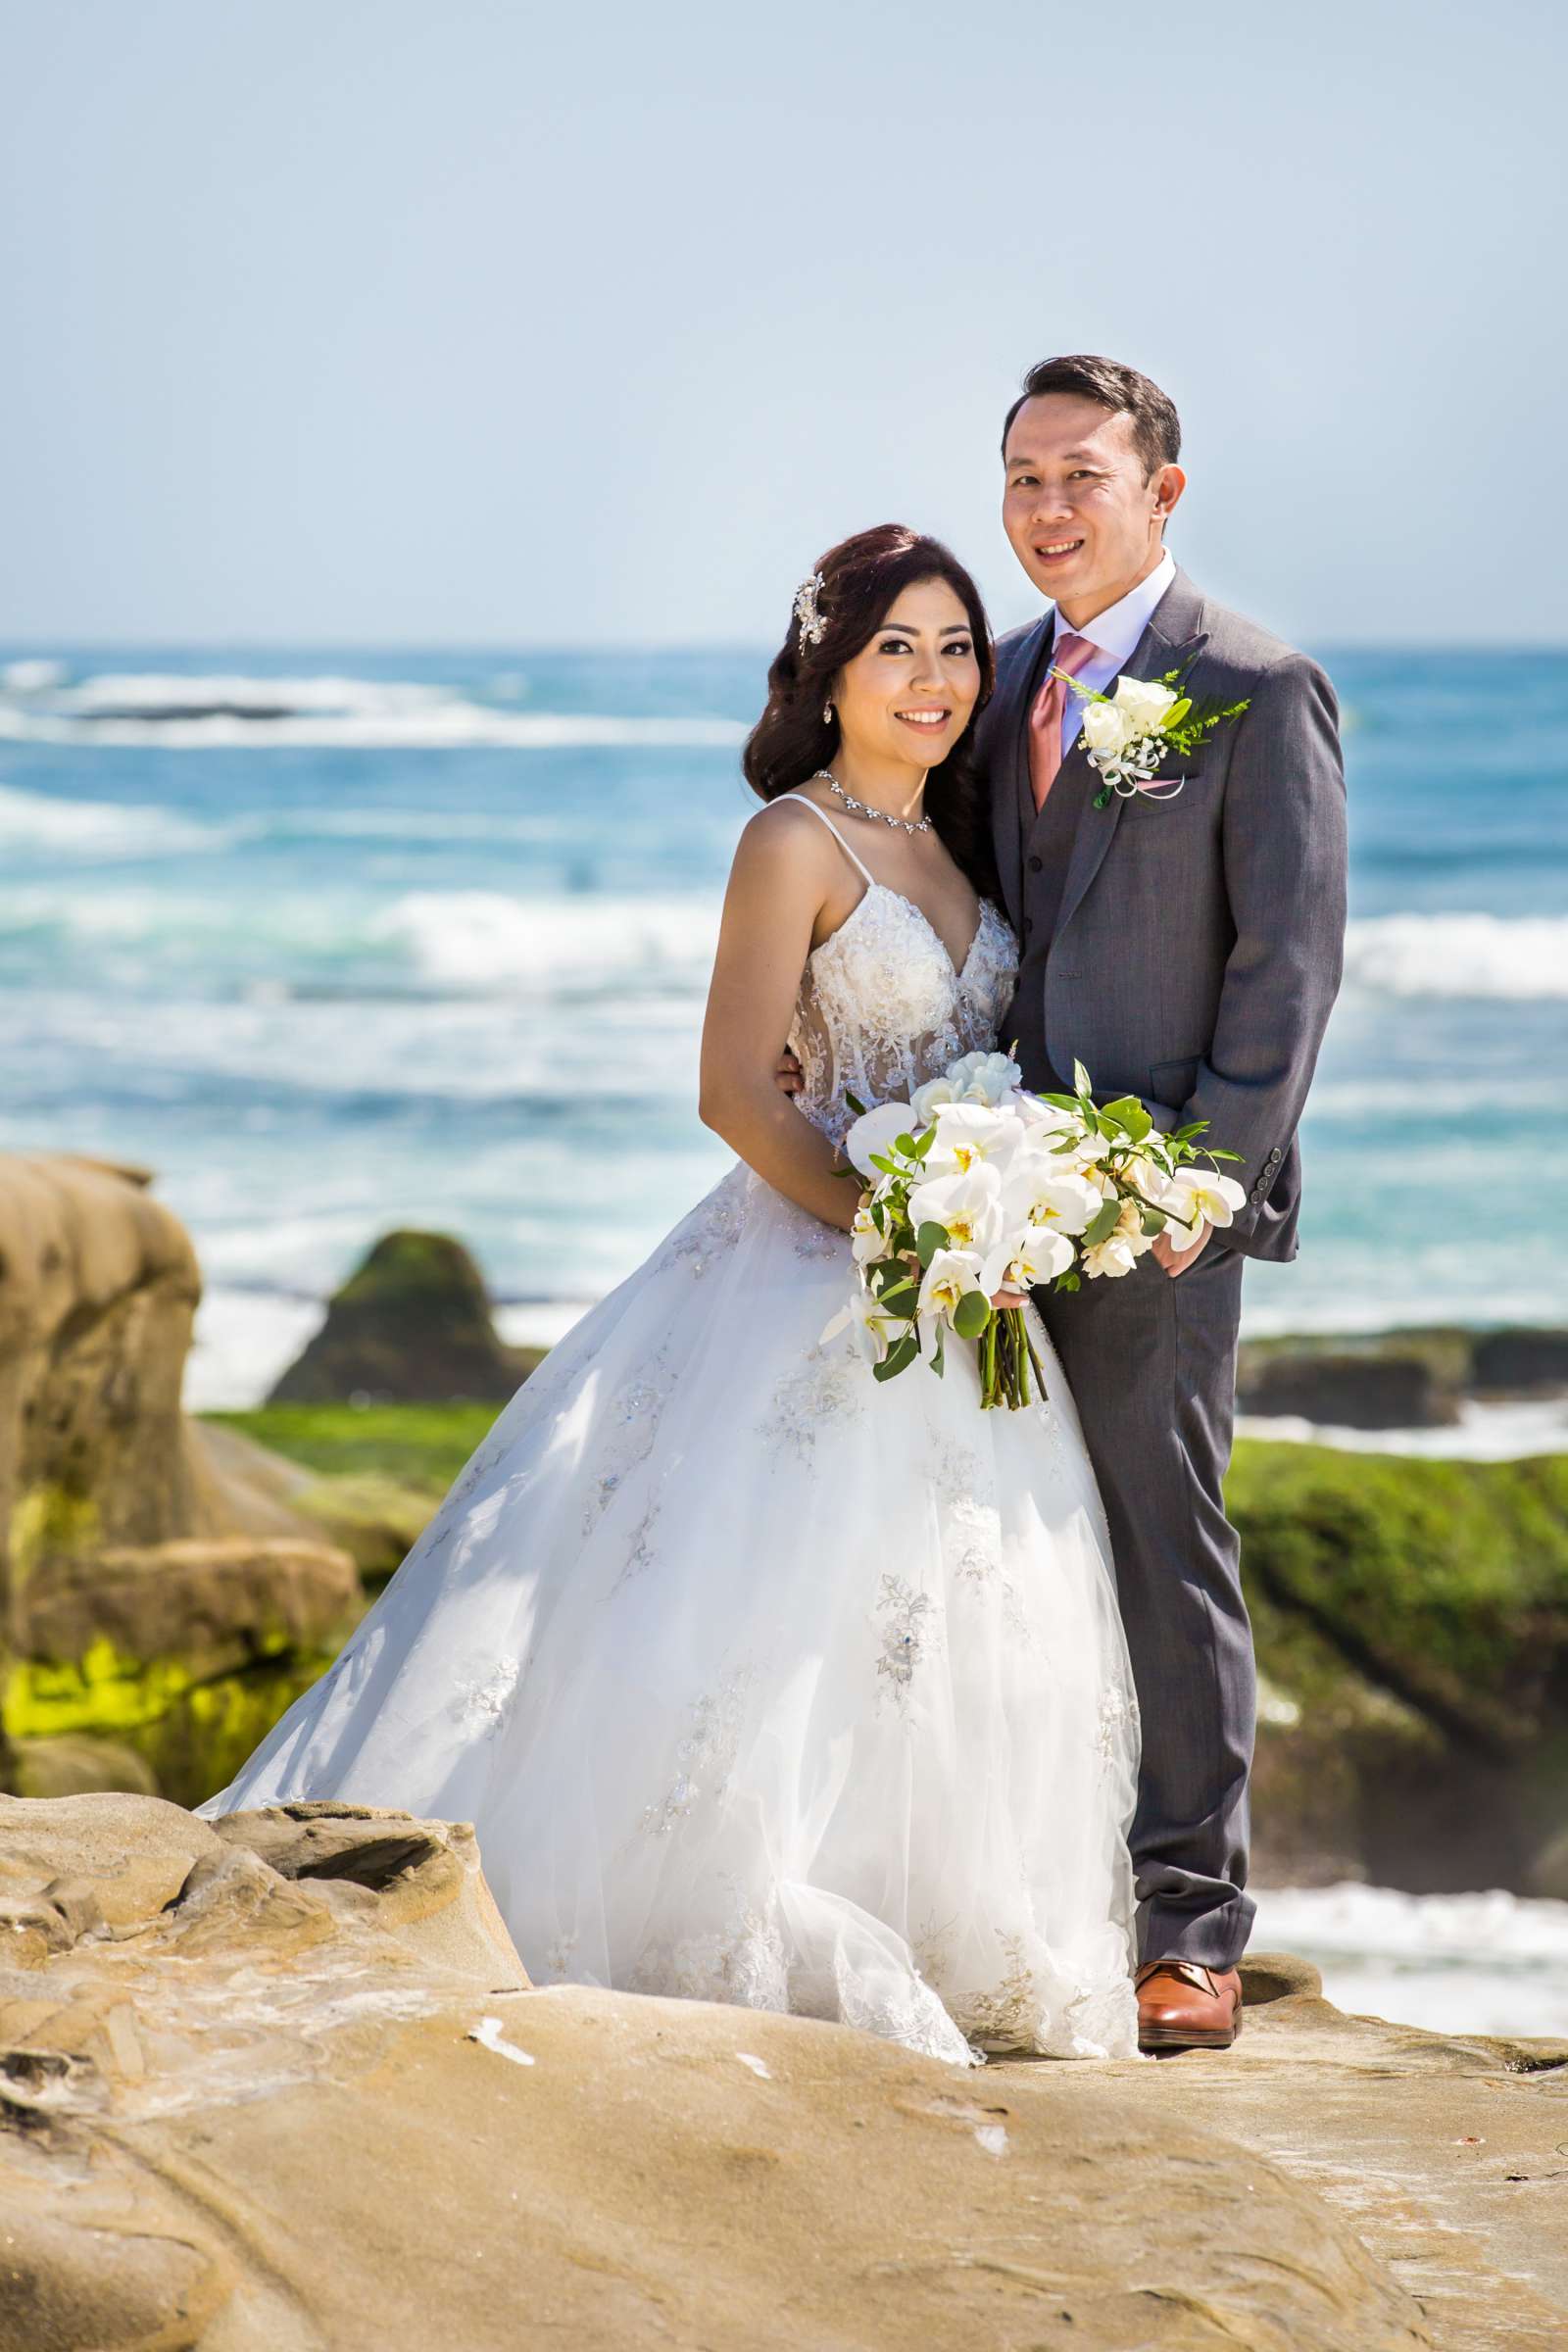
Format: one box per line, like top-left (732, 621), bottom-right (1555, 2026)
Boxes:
top-left (1051, 661), bottom-right (1252, 809)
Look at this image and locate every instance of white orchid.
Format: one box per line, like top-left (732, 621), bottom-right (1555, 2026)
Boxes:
top-left (1011, 1090), bottom-right (1077, 1138)
top-left (906, 1163), bottom-right (1005, 1257)
top-left (849, 1200), bottom-right (885, 1267)
top-left (820, 1289), bottom-right (909, 1364)
top-left (1001, 1163), bottom-right (1102, 1238)
top-left (916, 1247), bottom-right (988, 1330)
top-left (922, 1101), bottom-right (1021, 1179)
top-left (981, 1225), bottom-right (1075, 1294)
top-left (1162, 1168), bottom-right (1250, 1250)
top-left (843, 1100), bottom-right (914, 1179)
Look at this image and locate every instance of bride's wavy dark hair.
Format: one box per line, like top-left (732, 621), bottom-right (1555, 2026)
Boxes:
top-left (742, 524), bottom-right (999, 898)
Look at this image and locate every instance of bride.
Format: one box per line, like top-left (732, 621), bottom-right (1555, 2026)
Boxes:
top-left (197, 524), bottom-right (1143, 2066)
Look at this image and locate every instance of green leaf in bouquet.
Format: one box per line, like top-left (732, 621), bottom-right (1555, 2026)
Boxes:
top-left (1206, 1147), bottom-right (1245, 1161)
top-left (952, 1290), bottom-right (992, 1341)
top-left (844, 1091), bottom-right (867, 1117)
top-left (1139, 1207), bottom-right (1168, 1237)
top-left (928, 1325), bottom-right (946, 1379)
top-left (893, 1133), bottom-right (916, 1158)
top-left (1054, 1268), bottom-right (1081, 1293)
top-left (915, 1221), bottom-right (950, 1268)
top-left (873, 1335), bottom-right (919, 1382)
top-left (1072, 1058), bottom-right (1093, 1098)
top-left (1163, 696), bottom-right (1192, 728)
top-left (877, 1279), bottom-right (918, 1309)
top-left (868, 1152), bottom-right (901, 1178)
top-left (911, 1124), bottom-right (936, 1161)
top-left (870, 1198), bottom-right (887, 1232)
top-left (1105, 1097), bottom-right (1152, 1142)
top-left (1041, 1091), bottom-right (1081, 1111)
top-left (1083, 1199), bottom-right (1122, 1247)
top-left (1050, 1135), bottom-right (1080, 1154)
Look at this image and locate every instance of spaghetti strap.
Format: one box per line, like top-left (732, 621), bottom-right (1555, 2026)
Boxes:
top-left (760, 790), bottom-right (878, 889)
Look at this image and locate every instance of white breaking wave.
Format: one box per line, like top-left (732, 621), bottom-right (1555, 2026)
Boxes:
top-left (1345, 911), bottom-right (1568, 1001)
top-left (1250, 1882), bottom-right (1568, 2036)
top-left (0, 668), bottom-right (746, 751)
top-left (0, 780), bottom-right (231, 858)
top-left (371, 891), bottom-right (720, 990)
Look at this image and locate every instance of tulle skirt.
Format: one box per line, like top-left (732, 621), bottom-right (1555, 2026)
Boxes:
top-left (197, 1162), bottom-right (1143, 2063)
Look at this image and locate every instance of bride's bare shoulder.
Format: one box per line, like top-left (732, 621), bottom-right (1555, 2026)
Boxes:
top-left (730, 794), bottom-right (845, 896)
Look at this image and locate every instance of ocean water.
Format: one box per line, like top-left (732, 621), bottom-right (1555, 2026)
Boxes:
top-left (3, 642), bottom-right (1563, 1409)
top-left (3, 643), bottom-right (1567, 2036)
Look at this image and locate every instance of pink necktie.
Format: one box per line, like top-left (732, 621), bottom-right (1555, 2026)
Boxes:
top-left (1027, 629), bottom-right (1100, 811)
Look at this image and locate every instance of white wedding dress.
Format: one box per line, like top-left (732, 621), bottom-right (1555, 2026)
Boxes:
top-left (198, 796), bottom-right (1143, 2064)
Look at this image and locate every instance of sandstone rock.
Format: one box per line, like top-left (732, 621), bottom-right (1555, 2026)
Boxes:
top-left (267, 1227), bottom-right (540, 1404)
top-left (0, 1153), bottom-right (361, 1811)
top-left (0, 1794), bottom-right (1494, 2352)
top-left (9, 1733), bottom-right (159, 1800)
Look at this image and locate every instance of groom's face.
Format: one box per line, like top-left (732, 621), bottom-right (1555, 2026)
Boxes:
top-left (1002, 394), bottom-right (1176, 619)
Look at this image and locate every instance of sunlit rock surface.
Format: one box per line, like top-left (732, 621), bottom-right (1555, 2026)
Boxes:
top-left (3, 1792), bottom-right (1565, 2349)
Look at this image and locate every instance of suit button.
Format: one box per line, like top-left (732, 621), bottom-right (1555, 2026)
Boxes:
top-left (1268, 1147), bottom-right (1282, 1164)
top-left (1028, 854), bottom-right (1044, 872)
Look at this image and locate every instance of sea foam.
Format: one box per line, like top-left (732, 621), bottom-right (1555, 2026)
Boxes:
top-left (0, 668), bottom-right (747, 751)
top-left (1344, 911), bottom-right (1568, 1001)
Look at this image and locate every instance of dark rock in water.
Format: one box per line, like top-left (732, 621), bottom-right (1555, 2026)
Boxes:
top-left (269, 1228), bottom-right (539, 1405)
top-left (1473, 1326), bottom-right (1568, 1394)
top-left (1237, 1348), bottom-right (1456, 1430)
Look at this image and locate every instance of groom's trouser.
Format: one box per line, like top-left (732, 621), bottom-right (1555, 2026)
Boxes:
top-left (1038, 1238), bottom-right (1254, 1970)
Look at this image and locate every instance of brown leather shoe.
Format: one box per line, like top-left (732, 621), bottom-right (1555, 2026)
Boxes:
top-left (1135, 1958), bottom-right (1244, 2051)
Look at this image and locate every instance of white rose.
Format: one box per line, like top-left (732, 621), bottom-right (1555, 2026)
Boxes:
top-left (1082, 1233), bottom-right (1140, 1280)
top-left (1112, 675), bottom-right (1180, 737)
top-left (1080, 699), bottom-right (1132, 757)
top-left (944, 1049), bottom-right (1022, 1106)
top-left (909, 1074), bottom-right (959, 1124)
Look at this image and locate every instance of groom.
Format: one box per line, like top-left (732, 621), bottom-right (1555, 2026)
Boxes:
top-left (982, 355), bottom-right (1347, 2049)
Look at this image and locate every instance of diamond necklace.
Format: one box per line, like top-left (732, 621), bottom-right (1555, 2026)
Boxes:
top-left (811, 768), bottom-right (933, 838)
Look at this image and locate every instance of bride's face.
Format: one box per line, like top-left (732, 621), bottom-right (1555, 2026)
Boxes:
top-left (831, 578), bottom-right (981, 772)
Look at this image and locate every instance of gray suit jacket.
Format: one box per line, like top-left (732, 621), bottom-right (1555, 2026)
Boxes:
top-left (975, 564), bottom-right (1348, 1261)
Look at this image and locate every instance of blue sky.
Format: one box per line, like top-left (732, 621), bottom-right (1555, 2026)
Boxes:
top-left (4, 0), bottom-right (1563, 646)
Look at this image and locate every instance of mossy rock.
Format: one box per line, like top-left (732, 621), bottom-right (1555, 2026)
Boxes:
top-left (1232, 1440), bottom-right (1568, 1892)
top-left (268, 1230), bottom-right (543, 1405)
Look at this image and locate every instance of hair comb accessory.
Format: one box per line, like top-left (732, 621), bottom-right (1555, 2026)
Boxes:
top-left (793, 570), bottom-right (827, 654)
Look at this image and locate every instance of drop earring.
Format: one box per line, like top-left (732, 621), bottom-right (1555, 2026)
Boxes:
top-left (822, 699), bottom-right (834, 724)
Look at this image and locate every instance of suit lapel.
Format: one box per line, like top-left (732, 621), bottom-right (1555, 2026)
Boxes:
top-left (990, 612), bottom-right (1054, 930)
top-left (1054, 565), bottom-right (1211, 941)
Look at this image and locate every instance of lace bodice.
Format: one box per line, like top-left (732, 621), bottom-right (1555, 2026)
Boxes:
top-left (762, 795), bottom-right (1019, 1147)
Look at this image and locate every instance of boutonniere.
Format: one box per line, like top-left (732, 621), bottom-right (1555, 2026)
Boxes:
top-left (1053, 665), bottom-right (1251, 809)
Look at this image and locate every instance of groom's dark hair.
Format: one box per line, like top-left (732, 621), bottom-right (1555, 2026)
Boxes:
top-left (1003, 356), bottom-right (1181, 480)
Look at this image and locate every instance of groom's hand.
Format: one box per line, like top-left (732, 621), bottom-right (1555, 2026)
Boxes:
top-left (773, 1049), bottom-right (804, 1097)
top-left (1152, 1219), bottom-right (1211, 1277)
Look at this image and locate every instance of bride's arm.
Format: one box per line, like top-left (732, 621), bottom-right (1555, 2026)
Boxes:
top-left (698, 806), bottom-right (858, 1233)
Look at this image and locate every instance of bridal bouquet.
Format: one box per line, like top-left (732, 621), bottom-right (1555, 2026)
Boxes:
top-left (822, 1051), bottom-right (1244, 1410)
